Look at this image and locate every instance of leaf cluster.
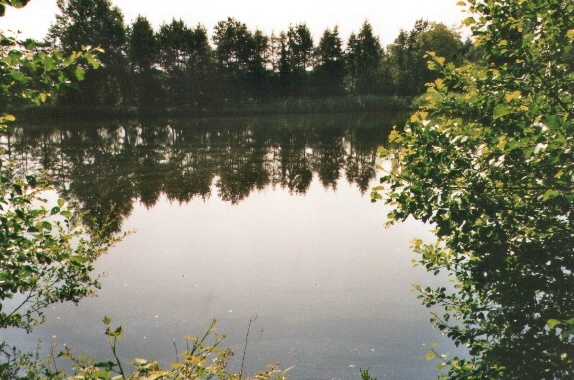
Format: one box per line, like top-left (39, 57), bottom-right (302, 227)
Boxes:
top-left (0, 31), bottom-right (101, 113)
top-left (3, 318), bottom-right (289, 380)
top-left (0, 166), bottom-right (125, 331)
top-left (0, 5), bottom-right (111, 332)
top-left (374, 0), bottom-right (573, 378)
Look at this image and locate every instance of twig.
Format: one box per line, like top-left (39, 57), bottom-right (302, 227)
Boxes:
top-left (174, 339), bottom-right (179, 364)
top-left (109, 334), bottom-right (126, 379)
top-left (240, 315), bottom-right (258, 379)
top-left (50, 343), bottom-right (59, 374)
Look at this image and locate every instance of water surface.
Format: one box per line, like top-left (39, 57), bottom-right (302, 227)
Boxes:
top-left (2, 113), bottom-right (460, 379)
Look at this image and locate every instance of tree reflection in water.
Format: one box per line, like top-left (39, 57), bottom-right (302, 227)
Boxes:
top-left (2, 114), bottom-right (399, 235)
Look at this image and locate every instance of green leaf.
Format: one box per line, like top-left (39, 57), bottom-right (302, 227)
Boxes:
top-left (60, 210), bottom-right (72, 218)
top-left (69, 255), bottom-right (86, 265)
top-left (86, 53), bottom-right (101, 69)
top-left (94, 361), bottom-right (116, 370)
top-left (544, 115), bottom-right (561, 128)
top-left (42, 56), bottom-right (55, 70)
top-left (493, 104), bottom-right (510, 119)
top-left (542, 190), bottom-right (560, 201)
top-left (547, 319), bottom-right (562, 329)
top-left (12, 184), bottom-right (22, 195)
top-left (93, 370), bottom-right (111, 380)
top-left (11, 71), bottom-right (25, 82)
top-left (463, 17), bottom-right (475, 26)
top-left (75, 66), bottom-right (85, 81)
top-left (26, 175), bottom-right (37, 186)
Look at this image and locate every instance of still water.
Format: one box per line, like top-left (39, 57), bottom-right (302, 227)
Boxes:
top-left (2, 113), bottom-right (460, 379)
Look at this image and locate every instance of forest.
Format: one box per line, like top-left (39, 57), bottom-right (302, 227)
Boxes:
top-left (4, 0), bottom-right (478, 114)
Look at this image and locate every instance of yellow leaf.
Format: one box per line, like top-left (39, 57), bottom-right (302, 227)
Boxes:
top-left (410, 114), bottom-right (419, 123)
top-left (420, 111), bottom-right (428, 120)
top-left (426, 352), bottom-right (437, 360)
top-left (456, 1), bottom-right (466, 5)
top-left (189, 355), bottom-right (205, 365)
top-left (505, 90), bottom-right (521, 102)
top-left (389, 130), bottom-right (402, 142)
top-left (435, 78), bottom-right (444, 90)
top-left (463, 17), bottom-right (475, 26)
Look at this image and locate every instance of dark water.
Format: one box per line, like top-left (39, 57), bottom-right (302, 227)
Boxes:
top-left (1, 113), bottom-right (461, 379)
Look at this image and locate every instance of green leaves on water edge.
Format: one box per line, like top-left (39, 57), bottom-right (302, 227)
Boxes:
top-left (0, 171), bottom-right (126, 331)
top-left (45, 318), bottom-right (290, 380)
top-left (373, 0), bottom-right (573, 378)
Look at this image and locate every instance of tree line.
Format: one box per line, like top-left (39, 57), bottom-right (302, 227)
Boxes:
top-left (33, 0), bottom-right (478, 111)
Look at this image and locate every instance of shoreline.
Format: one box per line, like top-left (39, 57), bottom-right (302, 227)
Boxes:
top-left (12, 95), bottom-right (415, 122)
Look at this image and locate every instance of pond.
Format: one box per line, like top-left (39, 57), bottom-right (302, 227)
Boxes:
top-left (2, 113), bottom-right (461, 379)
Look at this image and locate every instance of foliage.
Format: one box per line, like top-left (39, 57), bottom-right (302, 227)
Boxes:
top-left (0, 169), bottom-right (125, 330)
top-left (4, 0), bottom-right (479, 111)
top-left (313, 26), bottom-right (345, 95)
top-left (49, 0), bottom-right (127, 106)
top-left (212, 17), bottom-right (268, 98)
top-left (346, 21), bottom-right (382, 95)
top-left (373, 0), bottom-right (573, 378)
top-left (2, 318), bottom-right (289, 380)
top-left (127, 16), bottom-right (158, 74)
top-left (125, 15), bottom-right (161, 106)
top-left (286, 23), bottom-right (313, 74)
top-left (154, 19), bottom-right (218, 108)
top-left (386, 20), bottom-right (463, 97)
top-left (0, 32), bottom-right (100, 110)
top-left (359, 368), bottom-right (377, 380)
top-left (0, 1), bottom-right (121, 331)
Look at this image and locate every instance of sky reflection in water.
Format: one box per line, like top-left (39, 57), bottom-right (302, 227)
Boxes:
top-left (2, 114), bottom-right (462, 379)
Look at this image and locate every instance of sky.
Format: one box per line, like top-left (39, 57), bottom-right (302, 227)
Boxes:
top-left (1, 0), bottom-right (469, 46)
